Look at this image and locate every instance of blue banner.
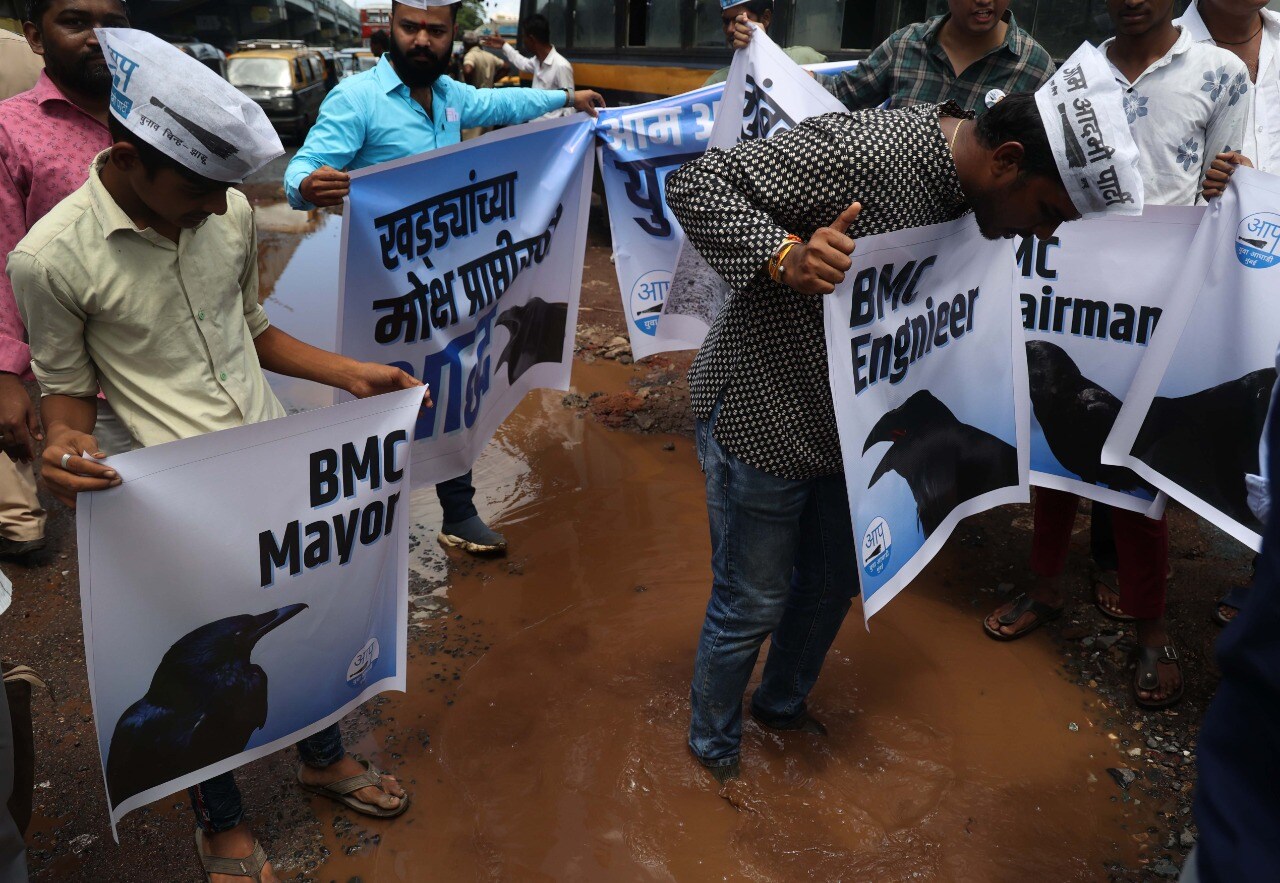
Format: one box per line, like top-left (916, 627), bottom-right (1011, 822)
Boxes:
top-left (596, 56), bottom-right (858, 358)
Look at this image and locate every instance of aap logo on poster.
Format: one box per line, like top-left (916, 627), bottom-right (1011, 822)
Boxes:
top-left (861, 516), bottom-right (892, 577)
top-left (1236, 212), bottom-right (1280, 269)
top-left (630, 270), bottom-right (671, 336)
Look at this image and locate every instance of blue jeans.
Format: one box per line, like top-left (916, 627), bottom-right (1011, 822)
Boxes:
top-left (437, 470), bottom-right (478, 524)
top-left (189, 722), bottom-right (344, 833)
top-left (689, 404), bottom-right (858, 767)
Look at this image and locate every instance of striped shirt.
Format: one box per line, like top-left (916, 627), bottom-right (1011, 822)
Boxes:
top-left (819, 11), bottom-right (1055, 116)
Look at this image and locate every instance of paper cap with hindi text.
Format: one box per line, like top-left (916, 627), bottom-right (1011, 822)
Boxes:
top-left (97, 28), bottom-right (283, 184)
top-left (1033, 42), bottom-right (1143, 219)
top-left (394, 0), bottom-right (461, 8)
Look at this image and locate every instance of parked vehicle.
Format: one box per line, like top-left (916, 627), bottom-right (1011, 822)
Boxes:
top-left (227, 40), bottom-right (328, 141)
top-left (337, 47), bottom-right (377, 79)
top-left (168, 39), bottom-right (227, 79)
top-left (313, 46), bottom-right (341, 89)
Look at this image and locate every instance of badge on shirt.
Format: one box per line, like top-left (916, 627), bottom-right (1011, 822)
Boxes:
top-left (445, 107), bottom-right (459, 123)
top-left (985, 89), bottom-right (1006, 108)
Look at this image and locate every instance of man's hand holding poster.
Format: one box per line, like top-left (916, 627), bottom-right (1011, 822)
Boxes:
top-left (825, 217), bottom-right (1029, 619)
top-left (79, 388), bottom-right (423, 833)
top-left (339, 114), bottom-right (594, 486)
top-left (1020, 207), bottom-right (1202, 514)
top-left (1104, 168), bottom-right (1280, 549)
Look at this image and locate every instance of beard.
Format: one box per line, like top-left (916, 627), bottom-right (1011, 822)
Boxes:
top-left (388, 39), bottom-right (450, 89)
top-left (46, 47), bottom-right (113, 97)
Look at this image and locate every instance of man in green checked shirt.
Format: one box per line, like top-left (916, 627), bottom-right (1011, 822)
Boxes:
top-left (731, 0), bottom-right (1055, 115)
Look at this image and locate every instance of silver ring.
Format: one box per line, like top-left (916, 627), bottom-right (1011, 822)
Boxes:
top-left (60, 452), bottom-right (72, 470)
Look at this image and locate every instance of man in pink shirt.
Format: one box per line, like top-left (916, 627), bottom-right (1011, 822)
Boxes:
top-left (0, 0), bottom-right (129, 557)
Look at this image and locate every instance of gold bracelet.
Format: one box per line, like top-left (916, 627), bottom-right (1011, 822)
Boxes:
top-left (768, 234), bottom-right (802, 282)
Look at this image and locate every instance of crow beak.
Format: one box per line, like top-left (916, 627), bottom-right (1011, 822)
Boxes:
top-left (863, 413), bottom-right (894, 454)
top-left (867, 450), bottom-right (894, 488)
top-left (250, 603), bottom-right (308, 642)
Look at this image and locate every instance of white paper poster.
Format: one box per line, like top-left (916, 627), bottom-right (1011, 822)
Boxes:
top-left (826, 217), bottom-right (1029, 619)
top-left (590, 28), bottom-right (848, 359)
top-left (78, 388), bottom-right (423, 832)
top-left (1104, 168), bottom-right (1280, 549)
top-left (338, 114), bottom-right (594, 485)
top-left (1020, 207), bottom-right (1202, 514)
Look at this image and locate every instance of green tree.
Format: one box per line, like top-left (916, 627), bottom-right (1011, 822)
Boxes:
top-left (456, 0), bottom-right (487, 33)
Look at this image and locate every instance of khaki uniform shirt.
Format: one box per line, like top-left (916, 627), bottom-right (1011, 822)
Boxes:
top-left (0, 30), bottom-right (41, 102)
top-left (463, 46), bottom-right (500, 89)
top-left (8, 150), bottom-right (286, 448)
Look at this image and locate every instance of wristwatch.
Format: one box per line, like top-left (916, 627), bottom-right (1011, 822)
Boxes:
top-left (565, 88), bottom-right (575, 109)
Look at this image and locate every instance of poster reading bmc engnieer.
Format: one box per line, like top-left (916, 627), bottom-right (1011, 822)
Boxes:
top-left (826, 216), bottom-right (1029, 620)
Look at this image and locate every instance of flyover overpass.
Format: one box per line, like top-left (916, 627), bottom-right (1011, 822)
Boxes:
top-left (126, 0), bottom-right (361, 50)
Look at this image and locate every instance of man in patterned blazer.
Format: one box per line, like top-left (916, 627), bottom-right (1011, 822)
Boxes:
top-left (666, 45), bottom-right (1144, 783)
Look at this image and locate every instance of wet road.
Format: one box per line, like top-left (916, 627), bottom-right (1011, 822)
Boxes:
top-left (4, 186), bottom-right (1229, 881)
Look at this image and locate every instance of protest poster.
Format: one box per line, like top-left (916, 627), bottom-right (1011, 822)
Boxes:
top-left (1019, 207), bottom-right (1201, 514)
top-left (825, 217), bottom-right (1029, 620)
top-left (339, 114), bottom-right (594, 485)
top-left (1104, 168), bottom-right (1280, 549)
top-left (78, 387), bottom-right (423, 832)
top-left (596, 46), bottom-right (854, 359)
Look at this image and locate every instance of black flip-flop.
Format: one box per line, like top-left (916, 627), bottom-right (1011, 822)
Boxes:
top-left (1212, 584), bottom-right (1250, 627)
top-left (983, 593), bottom-right (1063, 642)
top-left (1133, 644), bottom-right (1183, 709)
top-left (1093, 571), bottom-right (1136, 622)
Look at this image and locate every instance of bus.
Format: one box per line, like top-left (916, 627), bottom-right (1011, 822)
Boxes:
top-left (513, 0), bottom-right (1156, 105)
top-left (361, 3), bottom-right (392, 45)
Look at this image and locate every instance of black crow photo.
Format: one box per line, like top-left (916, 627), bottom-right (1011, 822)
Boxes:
top-left (105, 603), bottom-right (307, 808)
top-left (1132, 368), bottom-right (1276, 533)
top-left (495, 297), bottom-right (568, 385)
top-left (1025, 340), bottom-right (1149, 491)
top-left (863, 390), bottom-right (1018, 537)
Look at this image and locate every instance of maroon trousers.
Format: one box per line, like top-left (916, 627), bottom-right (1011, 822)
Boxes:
top-left (1030, 488), bottom-right (1169, 619)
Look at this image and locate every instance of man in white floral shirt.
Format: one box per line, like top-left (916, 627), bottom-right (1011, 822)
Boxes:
top-left (1102, 0), bottom-right (1249, 206)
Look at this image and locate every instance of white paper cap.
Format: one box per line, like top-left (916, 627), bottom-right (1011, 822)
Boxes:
top-left (1034, 42), bottom-right (1144, 219)
top-left (395, 0), bottom-right (461, 8)
top-left (98, 28), bottom-right (284, 184)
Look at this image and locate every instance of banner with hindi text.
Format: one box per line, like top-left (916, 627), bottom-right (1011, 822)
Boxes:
top-left (595, 44), bottom-right (855, 359)
top-left (339, 114), bottom-right (594, 485)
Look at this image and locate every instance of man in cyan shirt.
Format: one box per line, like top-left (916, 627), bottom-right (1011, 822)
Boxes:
top-left (0, 0), bottom-right (130, 559)
top-left (483, 15), bottom-right (573, 119)
top-left (286, 0), bottom-right (603, 557)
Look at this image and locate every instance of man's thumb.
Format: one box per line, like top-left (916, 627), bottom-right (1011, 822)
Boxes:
top-left (833, 201), bottom-right (862, 232)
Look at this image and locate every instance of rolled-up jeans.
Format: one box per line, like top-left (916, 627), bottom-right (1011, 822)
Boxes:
top-left (188, 722), bottom-right (344, 833)
top-left (689, 401), bottom-right (858, 768)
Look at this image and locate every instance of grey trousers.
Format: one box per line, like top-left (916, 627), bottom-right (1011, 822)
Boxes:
top-left (0, 679), bottom-right (27, 883)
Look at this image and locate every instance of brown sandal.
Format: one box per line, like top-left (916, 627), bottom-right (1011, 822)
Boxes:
top-left (297, 755), bottom-right (410, 818)
top-left (1133, 644), bottom-right (1184, 710)
top-left (195, 829), bottom-right (269, 882)
top-left (983, 593), bottom-right (1063, 641)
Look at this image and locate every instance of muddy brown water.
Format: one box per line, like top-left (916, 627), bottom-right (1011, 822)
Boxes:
top-left (291, 377), bottom-right (1142, 882)
top-left (254, 203), bottom-right (1143, 881)
top-left (22, 203), bottom-right (1147, 881)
